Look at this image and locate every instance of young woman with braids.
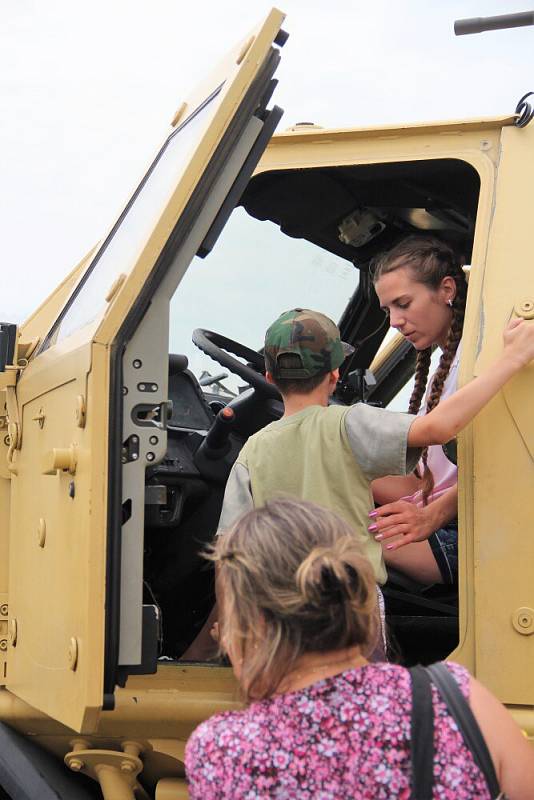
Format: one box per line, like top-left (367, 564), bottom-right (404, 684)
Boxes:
top-left (185, 499), bottom-right (534, 799)
top-left (371, 236), bottom-right (468, 585)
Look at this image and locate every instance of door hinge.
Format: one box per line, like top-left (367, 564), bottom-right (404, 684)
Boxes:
top-left (1, 358), bottom-right (30, 474)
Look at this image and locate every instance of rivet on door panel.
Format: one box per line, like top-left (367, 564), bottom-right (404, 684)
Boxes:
top-left (513, 607), bottom-right (534, 635)
top-left (515, 299), bottom-right (534, 319)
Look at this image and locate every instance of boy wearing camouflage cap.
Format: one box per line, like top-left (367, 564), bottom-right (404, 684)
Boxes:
top-left (218, 308), bottom-right (419, 585)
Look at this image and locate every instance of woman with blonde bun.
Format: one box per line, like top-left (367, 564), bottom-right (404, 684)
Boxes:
top-left (185, 498), bottom-right (534, 799)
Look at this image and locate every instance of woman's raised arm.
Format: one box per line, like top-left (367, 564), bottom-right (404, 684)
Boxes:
top-left (408, 319), bottom-right (534, 447)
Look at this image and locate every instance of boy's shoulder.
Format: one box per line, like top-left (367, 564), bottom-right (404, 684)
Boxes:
top-left (241, 404), bottom-right (349, 448)
top-left (242, 403), bottom-right (396, 450)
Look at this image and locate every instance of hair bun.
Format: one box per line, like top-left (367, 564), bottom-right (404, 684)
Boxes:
top-left (297, 546), bottom-right (360, 608)
top-left (212, 498), bottom-right (379, 700)
top-left (318, 564), bottom-right (346, 603)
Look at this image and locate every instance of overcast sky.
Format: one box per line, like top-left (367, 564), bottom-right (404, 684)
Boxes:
top-left (1, 0), bottom-right (533, 323)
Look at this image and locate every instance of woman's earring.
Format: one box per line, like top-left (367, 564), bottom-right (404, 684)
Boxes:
top-left (447, 299), bottom-right (453, 307)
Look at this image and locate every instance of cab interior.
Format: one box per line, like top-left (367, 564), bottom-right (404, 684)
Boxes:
top-left (141, 156), bottom-right (480, 666)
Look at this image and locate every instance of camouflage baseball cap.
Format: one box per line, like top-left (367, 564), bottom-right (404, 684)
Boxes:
top-left (264, 309), bottom-right (354, 379)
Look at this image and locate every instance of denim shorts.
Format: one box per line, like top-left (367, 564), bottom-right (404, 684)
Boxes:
top-left (428, 522), bottom-right (458, 585)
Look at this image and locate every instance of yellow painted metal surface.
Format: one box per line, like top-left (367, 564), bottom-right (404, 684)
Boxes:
top-left (156, 779), bottom-right (189, 800)
top-left (275, 113), bottom-right (516, 142)
top-left (0, 664), bottom-right (239, 796)
top-left (463, 123), bottom-right (534, 704)
top-left (262, 117), bottom-right (503, 173)
top-left (0, 476), bottom-right (8, 686)
top-left (7, 338), bottom-right (107, 731)
top-left (2, 7), bottom-right (286, 734)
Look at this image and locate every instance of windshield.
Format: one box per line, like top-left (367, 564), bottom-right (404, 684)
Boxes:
top-left (169, 206), bottom-right (360, 394)
top-left (41, 88), bottom-right (222, 350)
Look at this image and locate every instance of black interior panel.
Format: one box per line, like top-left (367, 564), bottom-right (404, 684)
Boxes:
top-left (240, 159), bottom-right (479, 266)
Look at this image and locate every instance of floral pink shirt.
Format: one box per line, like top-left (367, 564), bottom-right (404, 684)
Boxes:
top-left (185, 661), bottom-right (489, 799)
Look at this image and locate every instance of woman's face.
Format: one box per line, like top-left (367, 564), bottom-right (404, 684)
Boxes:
top-left (374, 266), bottom-right (456, 350)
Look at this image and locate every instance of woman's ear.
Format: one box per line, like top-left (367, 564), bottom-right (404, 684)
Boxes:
top-left (440, 275), bottom-right (457, 305)
top-left (265, 371), bottom-right (275, 384)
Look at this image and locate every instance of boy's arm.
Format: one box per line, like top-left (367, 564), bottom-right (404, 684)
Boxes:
top-left (408, 318), bottom-right (534, 448)
top-left (216, 461), bottom-right (254, 535)
top-left (345, 403), bottom-right (421, 480)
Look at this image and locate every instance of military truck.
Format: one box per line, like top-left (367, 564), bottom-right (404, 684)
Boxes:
top-left (0, 7), bottom-right (533, 799)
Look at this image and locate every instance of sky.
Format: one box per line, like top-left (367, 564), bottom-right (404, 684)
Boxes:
top-left (1, 0), bottom-right (533, 324)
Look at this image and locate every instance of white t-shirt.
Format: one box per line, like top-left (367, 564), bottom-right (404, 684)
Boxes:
top-left (407, 343), bottom-right (461, 507)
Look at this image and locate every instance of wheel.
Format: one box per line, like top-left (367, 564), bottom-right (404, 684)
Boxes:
top-left (192, 329), bottom-right (280, 400)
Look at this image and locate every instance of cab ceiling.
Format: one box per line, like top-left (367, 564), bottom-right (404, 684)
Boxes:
top-left (240, 159), bottom-right (480, 267)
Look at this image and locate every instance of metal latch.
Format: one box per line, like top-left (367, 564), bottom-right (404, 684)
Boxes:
top-left (42, 445), bottom-right (78, 475)
top-left (131, 402), bottom-right (170, 430)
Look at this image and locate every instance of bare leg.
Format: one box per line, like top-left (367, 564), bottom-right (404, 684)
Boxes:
top-left (179, 602), bottom-right (219, 661)
top-left (383, 539), bottom-right (443, 584)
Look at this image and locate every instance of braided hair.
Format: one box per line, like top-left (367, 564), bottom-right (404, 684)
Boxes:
top-left (373, 236), bottom-right (467, 503)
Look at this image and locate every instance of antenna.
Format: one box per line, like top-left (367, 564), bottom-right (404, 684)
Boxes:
top-left (454, 11), bottom-right (534, 35)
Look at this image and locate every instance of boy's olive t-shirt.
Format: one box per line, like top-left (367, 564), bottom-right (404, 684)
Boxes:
top-left (218, 403), bottom-right (420, 584)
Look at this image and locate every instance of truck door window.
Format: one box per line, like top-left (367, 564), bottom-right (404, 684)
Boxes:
top-left (169, 205), bottom-right (360, 394)
top-left (41, 88), bottom-right (222, 350)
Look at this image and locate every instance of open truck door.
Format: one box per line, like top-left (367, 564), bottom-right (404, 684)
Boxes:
top-left (4, 8), bottom-right (286, 733)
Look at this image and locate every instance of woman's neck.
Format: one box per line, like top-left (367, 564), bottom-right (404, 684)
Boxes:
top-left (275, 646), bottom-right (368, 694)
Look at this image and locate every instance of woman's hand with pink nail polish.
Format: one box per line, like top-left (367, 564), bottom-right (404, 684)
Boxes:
top-left (369, 499), bottom-right (435, 551)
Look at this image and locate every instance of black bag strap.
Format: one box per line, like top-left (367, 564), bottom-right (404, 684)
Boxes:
top-left (409, 666), bottom-right (435, 800)
top-left (425, 663), bottom-right (502, 799)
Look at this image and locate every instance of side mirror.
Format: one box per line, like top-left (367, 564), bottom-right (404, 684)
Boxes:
top-left (0, 323), bottom-right (18, 373)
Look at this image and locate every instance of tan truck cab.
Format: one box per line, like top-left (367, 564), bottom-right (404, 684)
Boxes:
top-left (0, 8), bottom-right (533, 799)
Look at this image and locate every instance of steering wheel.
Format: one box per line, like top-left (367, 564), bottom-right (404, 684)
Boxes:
top-left (192, 329), bottom-right (281, 400)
